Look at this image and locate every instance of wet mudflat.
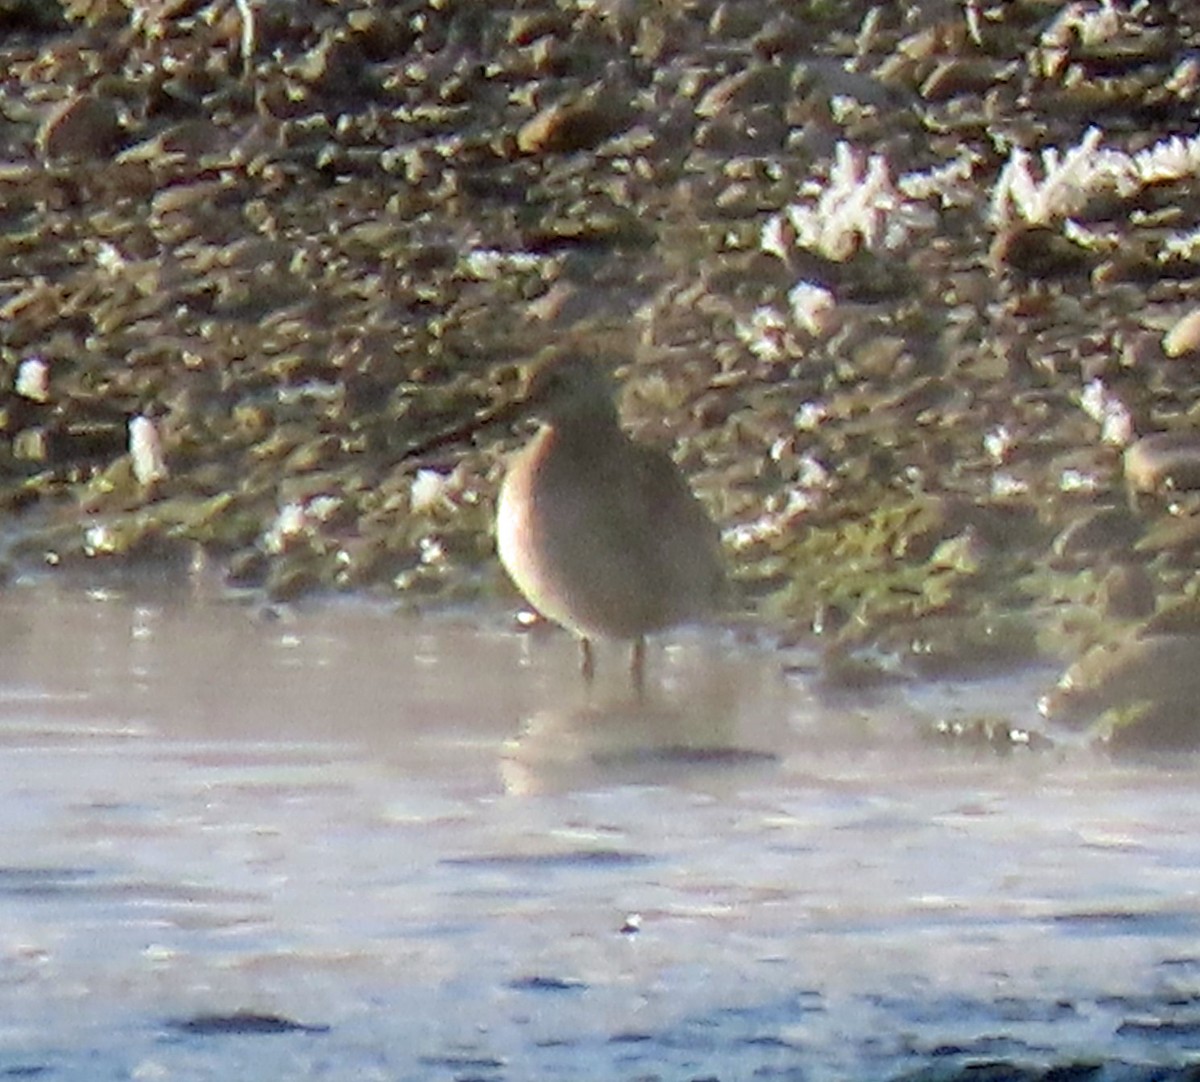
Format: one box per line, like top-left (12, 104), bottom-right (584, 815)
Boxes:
top-left (2, 580), bottom-right (1200, 1082)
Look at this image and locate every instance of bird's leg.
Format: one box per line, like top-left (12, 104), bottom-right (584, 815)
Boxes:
top-left (630, 637), bottom-right (646, 698)
top-left (579, 637), bottom-right (596, 684)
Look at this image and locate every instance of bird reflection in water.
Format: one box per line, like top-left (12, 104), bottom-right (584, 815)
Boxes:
top-left (499, 647), bottom-right (775, 796)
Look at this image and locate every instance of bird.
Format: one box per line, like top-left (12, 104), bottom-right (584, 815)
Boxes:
top-left (495, 354), bottom-right (724, 693)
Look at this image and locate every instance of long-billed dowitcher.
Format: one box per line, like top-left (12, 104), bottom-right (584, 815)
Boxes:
top-left (495, 355), bottom-right (724, 691)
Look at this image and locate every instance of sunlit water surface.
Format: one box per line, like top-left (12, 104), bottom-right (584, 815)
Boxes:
top-left (2, 578), bottom-right (1199, 1081)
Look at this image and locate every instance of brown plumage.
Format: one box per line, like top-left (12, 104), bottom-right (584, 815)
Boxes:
top-left (496, 355), bottom-right (723, 690)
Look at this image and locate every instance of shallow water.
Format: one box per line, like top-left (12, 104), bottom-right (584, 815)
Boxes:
top-left (2, 578), bottom-right (1199, 1081)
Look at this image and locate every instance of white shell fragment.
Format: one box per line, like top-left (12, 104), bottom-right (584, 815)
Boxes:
top-left (129, 414), bottom-right (168, 486)
top-left (411, 468), bottom-right (451, 514)
top-left (15, 357), bottom-right (49, 402)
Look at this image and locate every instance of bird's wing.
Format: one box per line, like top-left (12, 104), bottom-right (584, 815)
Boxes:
top-left (623, 443), bottom-right (725, 608)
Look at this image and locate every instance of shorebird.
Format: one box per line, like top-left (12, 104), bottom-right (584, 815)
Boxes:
top-left (495, 355), bottom-right (724, 692)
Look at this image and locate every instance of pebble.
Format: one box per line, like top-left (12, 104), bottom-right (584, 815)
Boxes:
top-left (1162, 307), bottom-right (1200, 358)
top-left (1124, 432), bottom-right (1200, 494)
top-left (37, 93), bottom-right (121, 160)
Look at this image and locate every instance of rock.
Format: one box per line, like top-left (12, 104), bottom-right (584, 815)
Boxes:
top-left (1097, 563), bottom-right (1156, 620)
top-left (1162, 307), bottom-right (1200, 358)
top-left (516, 93), bottom-right (631, 155)
top-left (37, 92), bottom-right (121, 160)
top-left (1040, 634), bottom-right (1200, 734)
top-left (1124, 432), bottom-right (1200, 494)
top-left (1051, 507), bottom-right (1142, 557)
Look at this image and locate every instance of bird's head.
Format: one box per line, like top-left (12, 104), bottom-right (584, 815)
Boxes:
top-left (519, 354), bottom-right (619, 425)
